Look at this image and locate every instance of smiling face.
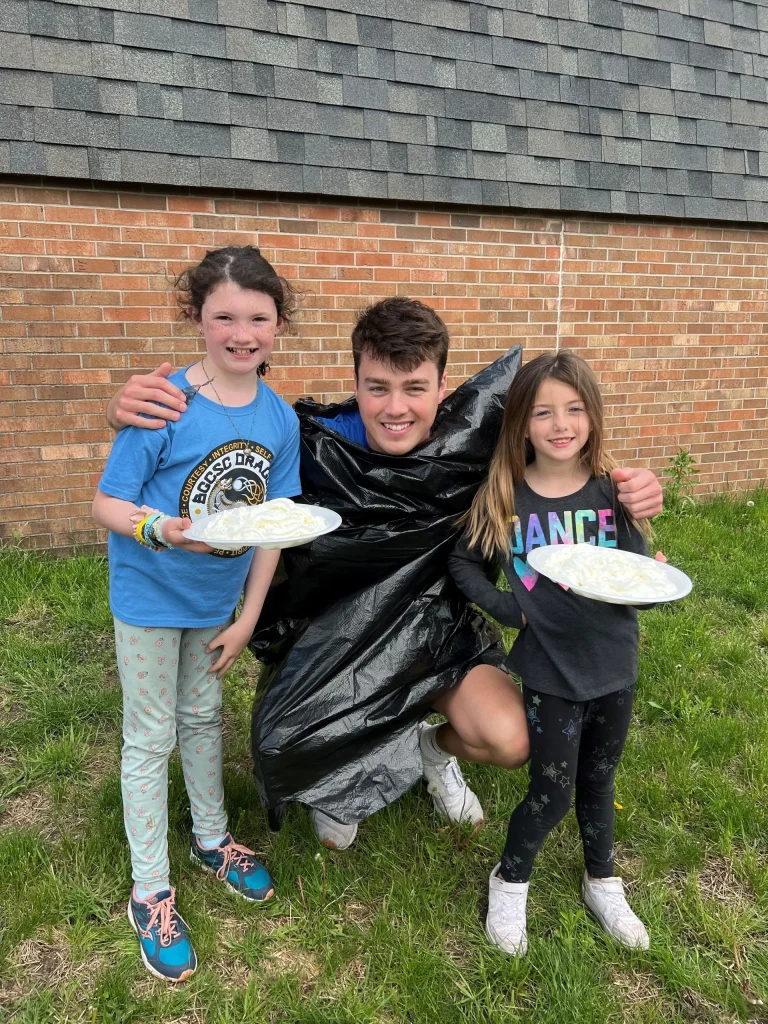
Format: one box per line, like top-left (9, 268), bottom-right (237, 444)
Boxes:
top-left (526, 377), bottom-right (591, 470)
top-left (355, 353), bottom-right (447, 455)
top-left (194, 281), bottom-right (280, 380)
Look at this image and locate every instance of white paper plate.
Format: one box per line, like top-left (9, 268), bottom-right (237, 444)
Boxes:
top-left (526, 545), bottom-right (692, 605)
top-left (182, 504), bottom-right (342, 551)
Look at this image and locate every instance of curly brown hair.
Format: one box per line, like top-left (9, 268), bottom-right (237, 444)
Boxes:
top-left (175, 246), bottom-right (297, 378)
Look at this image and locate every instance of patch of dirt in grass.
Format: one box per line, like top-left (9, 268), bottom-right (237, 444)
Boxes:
top-left (695, 857), bottom-right (754, 909)
top-left (5, 927), bottom-right (104, 1002)
top-left (614, 973), bottom-right (736, 1024)
top-left (0, 971), bottom-right (27, 1011)
top-left (323, 954), bottom-right (367, 1000)
top-left (153, 1014), bottom-right (206, 1024)
top-left (0, 753), bottom-right (17, 782)
top-left (260, 913), bottom-right (297, 935)
top-left (128, 978), bottom-right (208, 1022)
top-left (666, 856), bottom-right (760, 928)
top-left (211, 915), bottom-right (254, 986)
top-left (613, 968), bottom-right (670, 1015)
top-left (679, 987), bottom-right (737, 1023)
top-left (0, 696), bottom-right (26, 729)
top-left (209, 953), bottom-right (256, 991)
top-left (614, 851), bottom-right (645, 879)
top-left (0, 789), bottom-right (60, 841)
top-left (444, 929), bottom-right (474, 968)
top-left (217, 915), bottom-right (250, 943)
top-left (4, 597), bottom-right (50, 632)
top-left (345, 900), bottom-right (378, 927)
top-left (6, 741), bottom-right (121, 839)
top-left (262, 944), bottom-right (320, 992)
top-left (84, 740), bottom-right (120, 785)
top-left (343, 954), bottom-right (366, 984)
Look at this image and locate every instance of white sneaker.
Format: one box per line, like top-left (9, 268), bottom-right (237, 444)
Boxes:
top-left (417, 722), bottom-right (484, 826)
top-left (311, 808), bottom-right (358, 850)
top-left (486, 864), bottom-right (529, 956)
top-left (582, 873), bottom-right (650, 950)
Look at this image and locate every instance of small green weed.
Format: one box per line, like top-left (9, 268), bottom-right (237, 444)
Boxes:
top-left (661, 449), bottom-right (700, 515)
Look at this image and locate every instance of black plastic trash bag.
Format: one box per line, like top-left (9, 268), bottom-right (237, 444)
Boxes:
top-left (249, 345), bottom-right (522, 825)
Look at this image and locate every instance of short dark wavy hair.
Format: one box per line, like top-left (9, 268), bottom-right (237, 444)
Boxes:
top-left (351, 296), bottom-right (450, 378)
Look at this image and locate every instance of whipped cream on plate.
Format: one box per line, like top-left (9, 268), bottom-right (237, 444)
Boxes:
top-left (200, 498), bottom-right (326, 542)
top-left (543, 544), bottom-right (677, 601)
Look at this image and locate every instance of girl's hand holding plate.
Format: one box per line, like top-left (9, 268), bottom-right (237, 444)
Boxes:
top-left (162, 516), bottom-right (213, 554)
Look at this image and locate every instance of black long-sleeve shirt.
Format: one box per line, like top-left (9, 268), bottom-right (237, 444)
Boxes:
top-left (448, 476), bottom-right (649, 701)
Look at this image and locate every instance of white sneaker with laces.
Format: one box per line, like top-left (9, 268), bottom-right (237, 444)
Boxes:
top-left (581, 873), bottom-right (650, 950)
top-left (417, 722), bottom-right (484, 826)
top-left (486, 864), bottom-right (529, 956)
top-left (311, 808), bottom-right (358, 850)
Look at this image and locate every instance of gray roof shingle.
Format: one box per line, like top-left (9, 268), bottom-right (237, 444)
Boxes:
top-left (0, 0), bottom-right (764, 222)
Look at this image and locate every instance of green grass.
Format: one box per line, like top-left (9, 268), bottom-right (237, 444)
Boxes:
top-left (1, 492), bottom-right (767, 1023)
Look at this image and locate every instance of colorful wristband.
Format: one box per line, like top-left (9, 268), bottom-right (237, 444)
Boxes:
top-left (134, 513), bottom-right (164, 551)
top-left (149, 514), bottom-right (174, 550)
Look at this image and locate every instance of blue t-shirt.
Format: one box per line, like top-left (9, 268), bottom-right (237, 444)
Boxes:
top-left (99, 369), bottom-right (301, 628)
top-left (316, 409), bottom-right (369, 447)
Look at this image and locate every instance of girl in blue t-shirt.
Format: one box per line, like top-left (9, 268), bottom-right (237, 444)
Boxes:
top-left (93, 246), bottom-right (301, 984)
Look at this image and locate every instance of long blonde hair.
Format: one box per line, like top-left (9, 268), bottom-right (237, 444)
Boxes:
top-left (464, 350), bottom-right (648, 559)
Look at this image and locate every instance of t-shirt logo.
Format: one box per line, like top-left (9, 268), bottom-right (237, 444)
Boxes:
top-left (511, 508), bottom-right (617, 590)
top-left (180, 440), bottom-right (274, 559)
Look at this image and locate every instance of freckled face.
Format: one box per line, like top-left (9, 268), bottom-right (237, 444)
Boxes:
top-left (194, 282), bottom-right (280, 377)
top-left (354, 354), bottom-right (447, 455)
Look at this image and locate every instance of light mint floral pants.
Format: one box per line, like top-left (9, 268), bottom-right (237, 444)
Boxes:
top-left (114, 616), bottom-right (232, 894)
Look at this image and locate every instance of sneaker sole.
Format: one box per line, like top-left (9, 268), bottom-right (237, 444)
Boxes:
top-left (126, 902), bottom-right (197, 983)
top-left (581, 888), bottom-right (649, 950)
top-left (189, 848), bottom-right (274, 902)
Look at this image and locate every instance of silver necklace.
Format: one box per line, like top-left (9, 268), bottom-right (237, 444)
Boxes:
top-left (200, 358), bottom-right (260, 445)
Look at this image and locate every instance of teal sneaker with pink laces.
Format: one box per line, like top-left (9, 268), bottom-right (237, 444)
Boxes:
top-left (190, 834), bottom-right (274, 902)
top-left (127, 888), bottom-right (197, 983)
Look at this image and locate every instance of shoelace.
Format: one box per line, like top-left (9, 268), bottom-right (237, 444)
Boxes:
top-left (434, 757), bottom-right (465, 797)
top-left (213, 839), bottom-right (257, 882)
top-left (591, 886), bottom-right (637, 922)
top-left (139, 893), bottom-right (181, 948)
top-left (496, 888), bottom-right (528, 928)
top-left (607, 894), bottom-right (636, 921)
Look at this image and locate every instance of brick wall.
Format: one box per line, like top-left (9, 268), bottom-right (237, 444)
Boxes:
top-left (1, 179), bottom-right (766, 553)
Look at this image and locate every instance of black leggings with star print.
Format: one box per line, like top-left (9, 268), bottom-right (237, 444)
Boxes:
top-left (499, 684), bottom-right (635, 883)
